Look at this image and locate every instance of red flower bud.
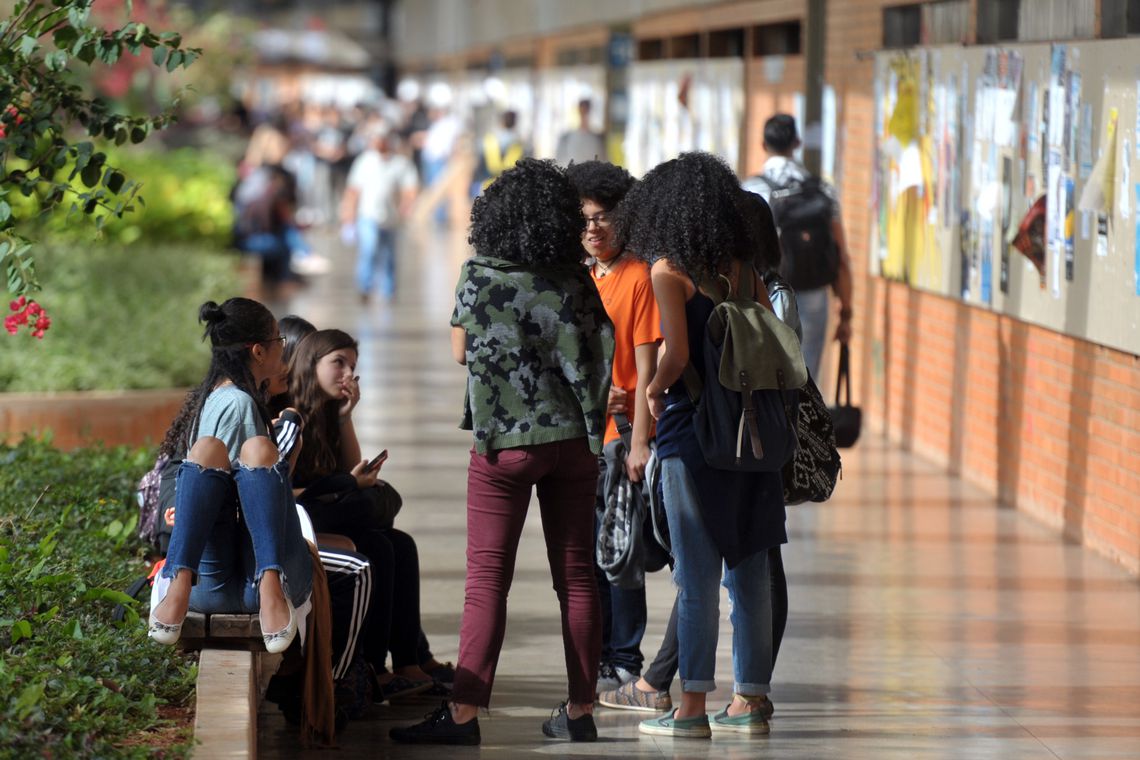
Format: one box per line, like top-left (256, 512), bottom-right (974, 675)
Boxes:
top-left (26, 302), bottom-right (41, 317)
top-left (32, 329), bottom-right (44, 339)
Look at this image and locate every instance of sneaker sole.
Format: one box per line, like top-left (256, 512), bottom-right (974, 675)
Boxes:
top-left (542, 729), bottom-right (598, 742)
top-left (598, 695), bottom-right (671, 713)
top-left (710, 719), bottom-right (770, 735)
top-left (638, 722), bottom-right (711, 739)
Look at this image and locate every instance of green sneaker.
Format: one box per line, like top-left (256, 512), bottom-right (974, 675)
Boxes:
top-left (638, 709), bottom-right (711, 738)
top-left (710, 704), bottom-right (770, 734)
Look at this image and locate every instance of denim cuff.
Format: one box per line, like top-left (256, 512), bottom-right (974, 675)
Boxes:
top-left (679, 678), bottom-right (716, 693)
top-left (734, 682), bottom-right (771, 696)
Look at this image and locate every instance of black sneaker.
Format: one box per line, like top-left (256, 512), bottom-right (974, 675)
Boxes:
top-left (389, 701), bottom-right (480, 746)
top-left (541, 702), bottom-right (598, 742)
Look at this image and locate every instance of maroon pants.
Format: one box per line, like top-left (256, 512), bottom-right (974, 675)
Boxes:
top-left (453, 437), bottom-right (601, 707)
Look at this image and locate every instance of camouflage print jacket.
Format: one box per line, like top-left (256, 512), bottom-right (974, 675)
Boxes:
top-left (451, 255), bottom-right (614, 455)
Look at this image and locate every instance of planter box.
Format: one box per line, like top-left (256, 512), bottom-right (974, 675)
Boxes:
top-left (0, 389), bottom-right (188, 450)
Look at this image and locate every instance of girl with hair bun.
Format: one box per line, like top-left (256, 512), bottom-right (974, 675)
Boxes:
top-left (150, 297), bottom-right (312, 655)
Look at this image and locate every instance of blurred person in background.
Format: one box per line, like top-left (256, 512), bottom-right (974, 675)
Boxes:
top-left (556, 98), bottom-right (607, 167)
top-left (340, 127), bottom-right (419, 304)
top-left (472, 110), bottom-right (527, 196)
top-left (742, 114), bottom-right (853, 379)
top-left (420, 104), bottom-right (463, 226)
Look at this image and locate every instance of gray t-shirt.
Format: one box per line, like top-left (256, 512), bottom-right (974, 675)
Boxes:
top-left (193, 384), bottom-right (269, 465)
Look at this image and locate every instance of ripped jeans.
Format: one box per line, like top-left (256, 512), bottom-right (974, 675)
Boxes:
top-left (162, 459), bottom-right (313, 612)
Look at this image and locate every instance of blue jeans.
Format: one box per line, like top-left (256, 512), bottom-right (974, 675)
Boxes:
top-left (164, 459), bottom-right (312, 613)
top-left (355, 220), bottom-right (397, 298)
top-left (661, 456), bottom-right (772, 695)
top-left (422, 154), bottom-right (450, 225)
top-left (796, 287), bottom-right (829, 380)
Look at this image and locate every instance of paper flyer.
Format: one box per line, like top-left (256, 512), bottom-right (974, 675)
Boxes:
top-left (1027, 81), bottom-right (1039, 155)
top-left (1121, 139), bottom-right (1132, 220)
top-left (1135, 184), bottom-right (1140, 295)
top-left (1064, 175), bottom-right (1075, 281)
top-left (1078, 103), bottom-right (1093, 180)
top-left (1080, 210), bottom-right (1091, 240)
top-left (1135, 78), bottom-right (1140, 140)
top-left (1097, 214), bottom-right (1109, 258)
top-left (981, 218), bottom-right (993, 304)
top-left (1067, 71), bottom-right (1080, 169)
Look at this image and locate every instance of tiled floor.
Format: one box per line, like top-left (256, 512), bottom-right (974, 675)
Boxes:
top-left (258, 228), bottom-right (1140, 759)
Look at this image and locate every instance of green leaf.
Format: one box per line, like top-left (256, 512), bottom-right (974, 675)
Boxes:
top-left (105, 170), bottom-right (125, 194)
top-left (130, 126), bottom-right (147, 144)
top-left (0, 201), bottom-right (10, 225)
top-left (63, 618), bottom-right (83, 640)
top-left (81, 163), bottom-right (101, 189)
top-left (165, 50), bottom-right (183, 73)
top-left (14, 681), bottom-right (45, 720)
top-left (10, 619), bottom-right (32, 644)
top-left (80, 588), bottom-right (136, 607)
top-left (20, 35), bottom-right (38, 57)
top-left (152, 45), bottom-right (166, 66)
top-left (45, 51), bottom-right (68, 72)
top-left (54, 26), bottom-right (78, 49)
top-left (105, 519), bottom-right (123, 537)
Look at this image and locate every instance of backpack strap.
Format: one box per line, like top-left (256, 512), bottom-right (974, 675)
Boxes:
top-left (613, 412), bottom-right (634, 453)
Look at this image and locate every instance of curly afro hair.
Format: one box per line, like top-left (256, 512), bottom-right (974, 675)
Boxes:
top-left (564, 160), bottom-right (636, 211)
top-left (468, 158), bottom-right (584, 267)
top-left (615, 151), bottom-right (754, 283)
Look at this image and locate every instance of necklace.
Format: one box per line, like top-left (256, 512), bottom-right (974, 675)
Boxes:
top-left (594, 253), bottom-right (623, 277)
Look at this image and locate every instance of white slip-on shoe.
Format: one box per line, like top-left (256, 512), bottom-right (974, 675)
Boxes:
top-left (261, 596), bottom-right (297, 654)
top-left (147, 573), bottom-right (183, 646)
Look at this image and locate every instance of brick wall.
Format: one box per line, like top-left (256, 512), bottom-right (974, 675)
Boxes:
top-left (0, 390), bottom-right (187, 451)
top-left (821, 0), bottom-right (1140, 574)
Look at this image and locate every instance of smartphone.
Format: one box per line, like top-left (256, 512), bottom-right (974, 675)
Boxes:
top-left (365, 449), bottom-right (389, 472)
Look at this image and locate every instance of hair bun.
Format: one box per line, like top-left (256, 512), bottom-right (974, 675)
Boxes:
top-left (198, 301), bottom-right (225, 325)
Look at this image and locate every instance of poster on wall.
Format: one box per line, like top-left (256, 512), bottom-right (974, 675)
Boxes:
top-left (874, 40), bottom-right (1140, 355)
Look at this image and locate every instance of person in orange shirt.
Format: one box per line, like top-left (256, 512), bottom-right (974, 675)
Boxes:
top-left (566, 160), bottom-right (662, 695)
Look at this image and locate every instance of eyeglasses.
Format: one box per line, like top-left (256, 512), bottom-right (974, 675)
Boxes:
top-left (584, 212), bottom-right (612, 228)
top-left (248, 335), bottom-right (287, 349)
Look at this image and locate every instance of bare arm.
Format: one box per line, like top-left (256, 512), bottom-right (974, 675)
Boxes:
top-left (626, 341), bottom-right (658, 482)
top-left (645, 260), bottom-right (693, 419)
top-left (340, 187), bottom-right (360, 226)
top-left (451, 326), bottom-right (467, 365)
top-left (831, 217), bottom-right (854, 343)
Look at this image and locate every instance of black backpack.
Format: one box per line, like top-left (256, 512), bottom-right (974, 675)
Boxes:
top-left (759, 175), bottom-right (840, 291)
top-left (683, 269), bottom-right (807, 472)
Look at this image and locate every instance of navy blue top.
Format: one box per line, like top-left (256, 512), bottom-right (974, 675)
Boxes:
top-left (655, 289), bottom-right (786, 568)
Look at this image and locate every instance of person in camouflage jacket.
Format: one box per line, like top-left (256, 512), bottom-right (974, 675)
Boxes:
top-left (391, 159), bottom-right (613, 747)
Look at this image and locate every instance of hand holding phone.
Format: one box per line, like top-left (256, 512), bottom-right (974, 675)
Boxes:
top-left (365, 449), bottom-right (389, 472)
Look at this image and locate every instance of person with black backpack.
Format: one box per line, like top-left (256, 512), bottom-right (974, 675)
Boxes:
top-left (742, 114), bottom-right (854, 379)
top-left (620, 153), bottom-right (790, 740)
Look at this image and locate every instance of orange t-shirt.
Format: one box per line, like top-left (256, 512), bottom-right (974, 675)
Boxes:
top-left (592, 256), bottom-right (663, 444)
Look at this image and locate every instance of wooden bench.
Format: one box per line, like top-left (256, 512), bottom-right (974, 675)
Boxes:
top-left (180, 613), bottom-right (281, 759)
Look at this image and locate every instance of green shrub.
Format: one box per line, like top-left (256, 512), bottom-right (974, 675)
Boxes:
top-left (0, 241), bottom-right (241, 391)
top-left (0, 439), bottom-right (195, 758)
top-left (11, 146), bottom-right (237, 250)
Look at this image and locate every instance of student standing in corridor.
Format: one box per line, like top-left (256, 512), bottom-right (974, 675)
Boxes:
top-left (391, 159), bottom-right (614, 746)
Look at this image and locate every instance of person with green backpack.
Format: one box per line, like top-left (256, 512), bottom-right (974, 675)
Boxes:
top-left (618, 152), bottom-right (803, 739)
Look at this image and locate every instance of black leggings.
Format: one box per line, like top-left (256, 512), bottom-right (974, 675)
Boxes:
top-left (304, 497), bottom-right (424, 670)
top-left (643, 545), bottom-right (788, 691)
